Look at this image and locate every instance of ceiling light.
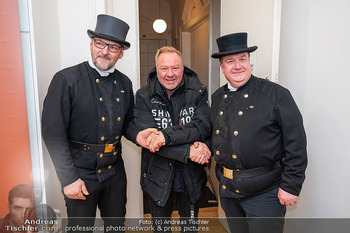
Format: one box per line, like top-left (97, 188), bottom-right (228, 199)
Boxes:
top-left (153, 19), bottom-right (167, 33)
top-left (153, 0), bottom-right (167, 33)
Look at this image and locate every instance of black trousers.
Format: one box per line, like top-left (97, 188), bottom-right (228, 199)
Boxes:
top-left (220, 186), bottom-right (286, 233)
top-left (64, 164), bottom-right (127, 233)
top-left (146, 191), bottom-right (199, 233)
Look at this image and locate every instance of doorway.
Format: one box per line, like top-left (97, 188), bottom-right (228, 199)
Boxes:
top-left (139, 0), bottom-right (220, 218)
top-left (140, 39), bottom-right (167, 88)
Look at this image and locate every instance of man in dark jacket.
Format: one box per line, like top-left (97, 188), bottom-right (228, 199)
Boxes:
top-left (0, 184), bottom-right (35, 233)
top-left (42, 14), bottom-right (154, 232)
top-left (134, 46), bottom-right (211, 232)
top-left (210, 32), bottom-right (307, 233)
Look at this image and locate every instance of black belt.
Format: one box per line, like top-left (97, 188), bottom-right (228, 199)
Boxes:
top-left (69, 139), bottom-right (120, 153)
top-left (220, 161), bottom-right (281, 179)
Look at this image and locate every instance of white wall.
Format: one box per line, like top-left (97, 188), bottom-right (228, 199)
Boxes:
top-left (31, 0), bottom-right (66, 215)
top-left (18, 0), bottom-right (47, 205)
top-left (279, 0), bottom-right (350, 218)
top-left (32, 0), bottom-right (142, 218)
top-left (220, 0), bottom-right (276, 84)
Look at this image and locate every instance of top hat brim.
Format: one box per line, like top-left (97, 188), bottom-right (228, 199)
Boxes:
top-left (211, 46), bottom-right (258, 58)
top-left (88, 30), bottom-right (131, 50)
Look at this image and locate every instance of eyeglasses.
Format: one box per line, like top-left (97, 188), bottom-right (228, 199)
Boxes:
top-left (93, 38), bottom-right (122, 53)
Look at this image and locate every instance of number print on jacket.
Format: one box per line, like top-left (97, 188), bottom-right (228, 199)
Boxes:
top-left (151, 106), bottom-right (195, 129)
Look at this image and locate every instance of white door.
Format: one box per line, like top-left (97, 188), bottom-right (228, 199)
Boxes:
top-left (190, 19), bottom-right (210, 88)
top-left (220, 0), bottom-right (280, 83)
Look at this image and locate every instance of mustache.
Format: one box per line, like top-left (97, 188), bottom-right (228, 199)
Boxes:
top-left (97, 55), bottom-right (111, 60)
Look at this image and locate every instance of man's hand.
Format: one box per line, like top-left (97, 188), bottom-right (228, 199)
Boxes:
top-left (278, 188), bottom-right (299, 206)
top-left (189, 142), bottom-right (211, 164)
top-left (136, 128), bottom-right (159, 148)
top-left (63, 178), bottom-right (89, 200)
top-left (147, 132), bottom-right (165, 153)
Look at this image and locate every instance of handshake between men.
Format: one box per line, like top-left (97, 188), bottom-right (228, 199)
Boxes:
top-left (136, 128), bottom-right (211, 165)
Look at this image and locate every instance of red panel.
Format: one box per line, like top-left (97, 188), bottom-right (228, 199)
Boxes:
top-left (0, 0), bottom-right (33, 216)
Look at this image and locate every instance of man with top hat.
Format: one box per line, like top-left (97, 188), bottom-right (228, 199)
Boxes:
top-left (210, 32), bottom-right (307, 233)
top-left (42, 14), bottom-right (155, 232)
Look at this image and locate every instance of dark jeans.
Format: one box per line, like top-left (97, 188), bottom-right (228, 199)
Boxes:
top-left (64, 165), bottom-right (127, 233)
top-left (146, 191), bottom-right (199, 233)
top-left (220, 186), bottom-right (286, 233)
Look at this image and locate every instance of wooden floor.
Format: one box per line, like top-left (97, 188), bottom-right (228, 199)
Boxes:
top-left (139, 206), bottom-right (228, 233)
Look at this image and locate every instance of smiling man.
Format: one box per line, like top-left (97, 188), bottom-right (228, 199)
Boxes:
top-left (210, 32), bottom-right (308, 233)
top-left (134, 46), bottom-right (211, 232)
top-left (42, 14), bottom-right (149, 233)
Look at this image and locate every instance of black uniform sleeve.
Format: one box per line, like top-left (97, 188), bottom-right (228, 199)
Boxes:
top-left (134, 91), bottom-right (190, 163)
top-left (162, 88), bottom-right (211, 146)
top-left (122, 81), bottom-right (142, 143)
top-left (276, 89), bottom-right (308, 196)
top-left (41, 73), bottom-right (79, 187)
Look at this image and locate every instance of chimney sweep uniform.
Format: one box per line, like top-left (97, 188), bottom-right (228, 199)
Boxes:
top-left (211, 32), bottom-right (307, 233)
top-left (42, 14), bottom-right (139, 232)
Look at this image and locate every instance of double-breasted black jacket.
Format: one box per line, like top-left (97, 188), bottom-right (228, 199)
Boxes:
top-left (42, 62), bottom-right (138, 187)
top-left (211, 76), bottom-right (307, 198)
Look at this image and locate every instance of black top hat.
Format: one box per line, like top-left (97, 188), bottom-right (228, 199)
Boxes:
top-left (87, 14), bottom-right (130, 50)
top-left (211, 32), bottom-right (257, 58)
